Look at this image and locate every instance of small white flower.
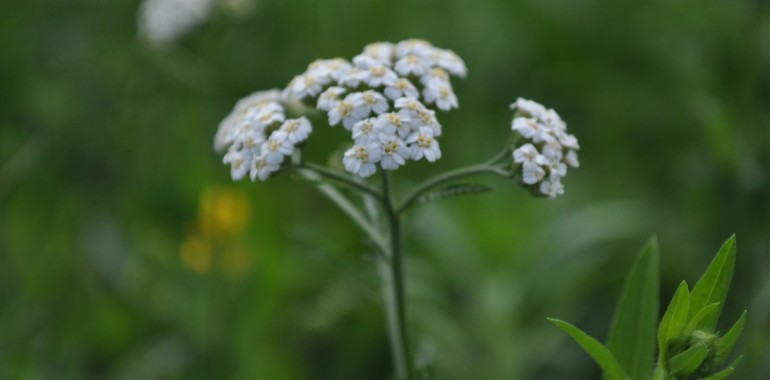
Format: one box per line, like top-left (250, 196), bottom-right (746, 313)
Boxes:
top-left (357, 90), bottom-right (389, 115)
top-left (362, 42), bottom-right (395, 65)
top-left (261, 131), bottom-right (293, 165)
top-left (328, 96), bottom-right (368, 130)
top-left (343, 142), bottom-right (382, 178)
top-left (423, 79), bottom-right (458, 111)
top-left (250, 152), bottom-right (281, 181)
top-left (338, 67), bottom-right (366, 87)
top-left (374, 112), bottom-right (412, 138)
top-left (420, 68), bottom-right (450, 85)
top-left (394, 54), bottom-right (431, 77)
top-left (539, 177), bottom-right (565, 198)
top-left (559, 133), bottom-right (580, 150)
top-left (279, 117), bottom-right (312, 144)
top-left (522, 162), bottom-right (546, 185)
top-left (289, 74), bottom-right (326, 99)
top-left (512, 117), bottom-right (548, 142)
top-left (384, 78), bottom-right (419, 100)
top-left (361, 65), bottom-right (398, 87)
top-left (565, 150), bottom-right (580, 168)
top-left (510, 97), bottom-right (548, 120)
top-left (308, 58), bottom-right (352, 81)
top-left (433, 49), bottom-right (467, 78)
top-left (352, 118), bottom-right (379, 144)
top-left (414, 108), bottom-right (442, 136)
top-left (395, 39), bottom-right (434, 58)
top-left (223, 148), bottom-right (256, 180)
top-left (513, 144), bottom-right (547, 166)
top-left (378, 134), bottom-right (410, 170)
top-left (254, 108), bottom-right (286, 128)
top-left (546, 160), bottom-right (568, 180)
top-left (317, 86), bottom-right (346, 111)
top-left (394, 97), bottom-right (427, 117)
top-left (541, 139), bottom-right (564, 162)
top-left (353, 54), bottom-right (387, 69)
top-left (407, 126), bottom-right (441, 162)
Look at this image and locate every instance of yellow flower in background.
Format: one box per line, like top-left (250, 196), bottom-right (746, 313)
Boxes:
top-left (180, 234), bottom-right (212, 274)
top-left (198, 187), bottom-right (250, 241)
top-left (179, 186), bottom-right (254, 277)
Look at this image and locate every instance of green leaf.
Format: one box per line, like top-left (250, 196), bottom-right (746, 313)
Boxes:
top-left (605, 237), bottom-right (659, 380)
top-left (548, 318), bottom-right (629, 380)
top-left (702, 356), bottom-right (743, 380)
top-left (716, 310), bottom-right (747, 359)
top-left (684, 302), bottom-right (721, 335)
top-left (658, 281), bottom-right (690, 361)
top-left (669, 343), bottom-right (708, 376)
top-left (688, 235), bottom-right (736, 330)
top-left (417, 182), bottom-right (494, 204)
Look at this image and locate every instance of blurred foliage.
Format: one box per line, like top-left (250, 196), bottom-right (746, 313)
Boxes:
top-left (0, 0), bottom-right (768, 379)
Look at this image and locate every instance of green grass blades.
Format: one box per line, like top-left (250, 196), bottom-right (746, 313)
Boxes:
top-left (687, 235), bottom-right (736, 330)
top-left (668, 343), bottom-right (709, 376)
top-left (547, 318), bottom-right (629, 380)
top-left (605, 237), bottom-right (659, 380)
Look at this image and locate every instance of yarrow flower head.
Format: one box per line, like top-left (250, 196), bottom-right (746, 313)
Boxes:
top-left (215, 39), bottom-right (467, 181)
top-left (510, 98), bottom-right (580, 198)
top-left (214, 90), bottom-right (312, 181)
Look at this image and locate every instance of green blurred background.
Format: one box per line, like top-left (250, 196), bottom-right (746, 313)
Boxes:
top-left (1, 0), bottom-right (768, 378)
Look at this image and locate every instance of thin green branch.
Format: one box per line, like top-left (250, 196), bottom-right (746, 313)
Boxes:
top-left (296, 168), bottom-right (387, 253)
top-left (299, 162), bottom-right (383, 200)
top-left (395, 164), bottom-right (511, 215)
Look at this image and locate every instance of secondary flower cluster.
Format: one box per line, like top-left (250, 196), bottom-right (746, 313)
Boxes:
top-left (510, 98), bottom-right (580, 198)
top-left (283, 39), bottom-right (466, 178)
top-left (215, 90), bottom-right (312, 181)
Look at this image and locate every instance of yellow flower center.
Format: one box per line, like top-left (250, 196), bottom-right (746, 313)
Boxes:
top-left (354, 146), bottom-right (369, 162)
top-left (339, 101), bottom-right (353, 117)
top-left (384, 141), bottom-right (399, 155)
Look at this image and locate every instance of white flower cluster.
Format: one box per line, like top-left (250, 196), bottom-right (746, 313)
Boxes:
top-left (138, 0), bottom-right (214, 47)
top-left (215, 90), bottom-right (312, 181)
top-left (510, 98), bottom-right (580, 198)
top-left (283, 39), bottom-right (466, 178)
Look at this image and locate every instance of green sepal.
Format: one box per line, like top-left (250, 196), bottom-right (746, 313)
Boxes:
top-left (548, 318), bottom-right (629, 380)
top-left (658, 281), bottom-right (689, 362)
top-left (669, 343), bottom-right (709, 376)
top-left (688, 235), bottom-right (736, 330)
top-left (716, 310), bottom-right (747, 359)
top-left (701, 355), bottom-right (743, 380)
top-left (605, 237), bottom-right (659, 380)
top-left (684, 302), bottom-right (721, 335)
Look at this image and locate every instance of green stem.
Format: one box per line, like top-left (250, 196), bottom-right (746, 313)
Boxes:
top-left (396, 164), bottom-right (511, 215)
top-left (380, 171), bottom-right (412, 380)
top-left (296, 168), bottom-right (387, 253)
top-left (300, 162), bottom-right (383, 200)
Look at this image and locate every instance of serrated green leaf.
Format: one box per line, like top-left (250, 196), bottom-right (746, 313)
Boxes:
top-left (702, 355), bottom-right (743, 380)
top-left (669, 343), bottom-right (709, 376)
top-left (658, 281), bottom-right (690, 361)
top-left (548, 318), bottom-right (629, 380)
top-left (417, 182), bottom-right (494, 204)
top-left (716, 310), bottom-right (747, 359)
top-left (605, 237), bottom-right (659, 380)
top-left (688, 235), bottom-right (736, 330)
top-left (684, 302), bottom-right (721, 335)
